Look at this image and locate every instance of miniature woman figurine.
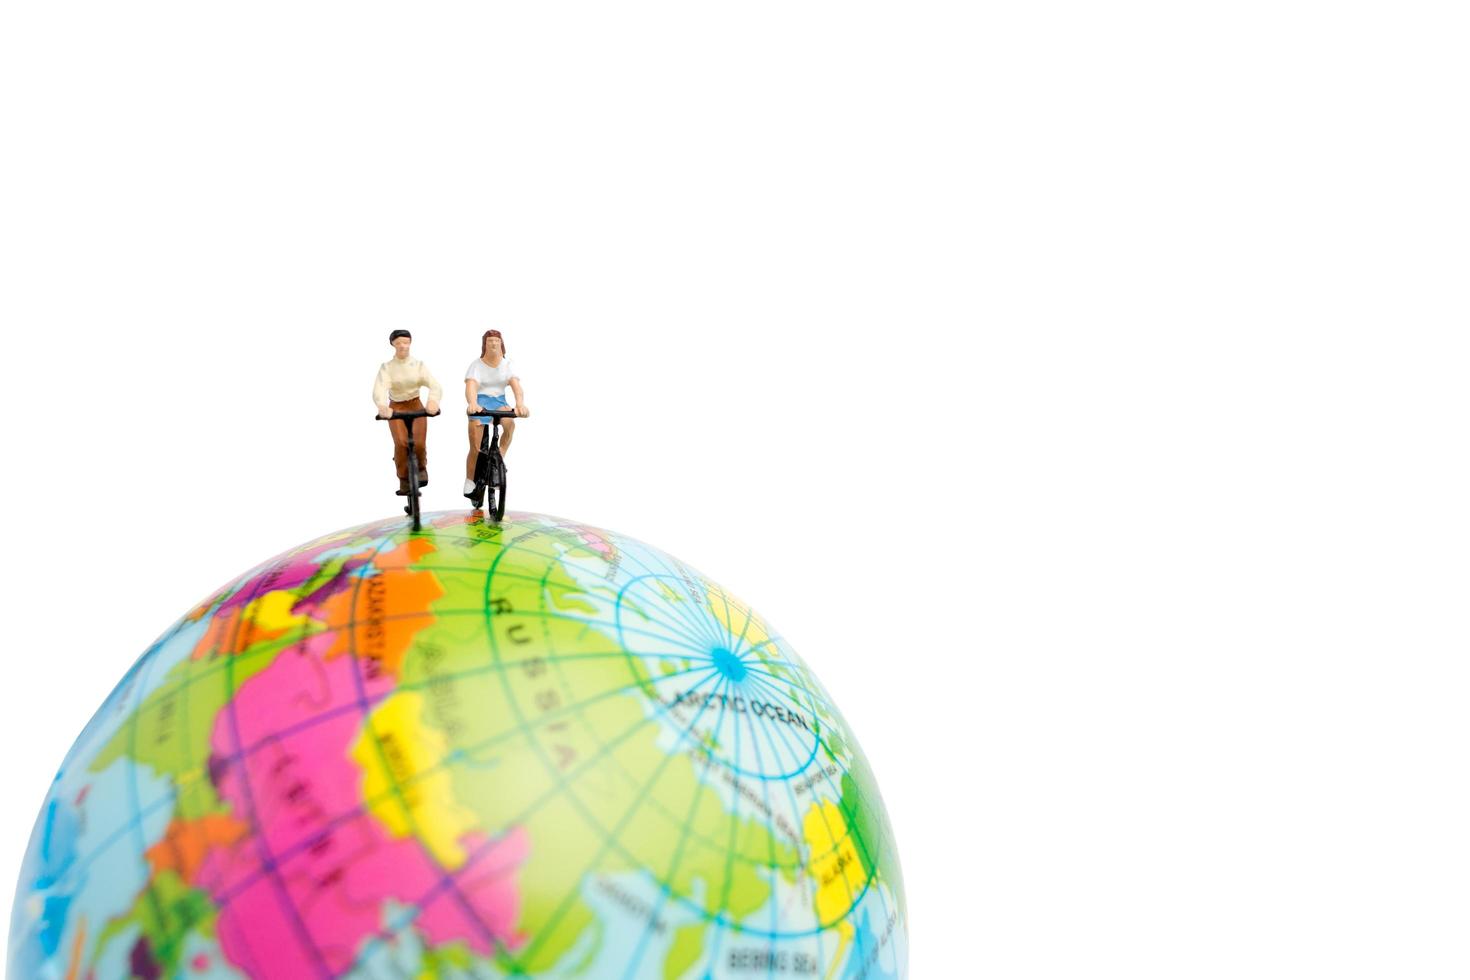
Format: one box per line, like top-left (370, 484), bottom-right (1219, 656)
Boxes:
top-left (463, 329), bottom-right (530, 495)
top-left (372, 329), bottom-right (442, 495)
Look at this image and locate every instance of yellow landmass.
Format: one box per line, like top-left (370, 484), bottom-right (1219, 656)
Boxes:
top-left (705, 586), bottom-right (772, 653)
top-left (189, 587), bottom-right (310, 659)
top-left (352, 691), bottom-right (479, 868)
top-left (804, 800), bottom-right (865, 977)
top-left (252, 589), bottom-right (304, 631)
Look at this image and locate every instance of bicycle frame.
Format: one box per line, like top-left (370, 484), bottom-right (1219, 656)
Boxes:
top-left (376, 408), bottom-right (439, 532)
top-left (469, 408), bottom-right (517, 522)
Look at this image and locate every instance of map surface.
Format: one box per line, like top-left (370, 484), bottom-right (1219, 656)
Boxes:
top-left (10, 511), bottom-right (906, 979)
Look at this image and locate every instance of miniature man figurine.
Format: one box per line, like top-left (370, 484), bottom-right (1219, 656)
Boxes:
top-left (373, 330), bottom-right (442, 495)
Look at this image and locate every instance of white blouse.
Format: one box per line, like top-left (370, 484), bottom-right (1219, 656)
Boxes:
top-left (465, 357), bottom-right (519, 398)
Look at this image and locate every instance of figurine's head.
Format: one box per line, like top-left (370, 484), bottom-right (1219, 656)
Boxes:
top-left (389, 329), bottom-right (412, 358)
top-left (481, 330), bottom-right (506, 358)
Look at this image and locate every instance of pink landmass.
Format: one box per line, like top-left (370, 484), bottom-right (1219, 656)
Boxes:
top-left (215, 551), bottom-right (335, 616)
top-left (290, 555), bottom-right (374, 618)
top-left (578, 530), bottom-right (615, 559)
top-left (197, 634), bottom-right (529, 977)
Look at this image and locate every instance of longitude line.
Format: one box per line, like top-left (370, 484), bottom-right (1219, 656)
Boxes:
top-left (616, 570), bottom-right (724, 652)
top-left (619, 673), bottom-right (739, 978)
top-left (332, 527), bottom-right (516, 962)
top-left (219, 559), bottom-right (336, 978)
top-left (737, 675), bottom-right (832, 969)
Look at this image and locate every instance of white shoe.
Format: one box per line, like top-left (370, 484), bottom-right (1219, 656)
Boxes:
top-left (463, 479), bottom-right (477, 495)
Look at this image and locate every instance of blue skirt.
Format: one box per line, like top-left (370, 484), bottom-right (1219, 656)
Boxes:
top-left (475, 394), bottom-right (509, 423)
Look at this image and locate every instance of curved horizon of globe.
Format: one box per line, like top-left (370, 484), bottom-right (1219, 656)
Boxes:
top-left (10, 511), bottom-right (907, 978)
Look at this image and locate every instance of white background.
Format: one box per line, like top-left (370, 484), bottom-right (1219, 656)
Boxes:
top-left (2, 2), bottom-right (1468, 976)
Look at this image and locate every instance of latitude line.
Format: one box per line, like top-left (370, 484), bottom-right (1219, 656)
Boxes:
top-left (742, 670), bottom-right (883, 874)
top-left (613, 579), bottom-right (728, 661)
top-left (133, 607), bottom-right (721, 734)
top-left (597, 535), bottom-right (729, 647)
top-left (617, 543), bottom-right (732, 639)
top-left (66, 654), bottom-right (732, 897)
top-left (616, 532), bottom-right (764, 650)
top-left (110, 610), bottom-right (723, 813)
top-left (616, 571), bottom-right (725, 653)
top-left (507, 674), bottom-right (735, 973)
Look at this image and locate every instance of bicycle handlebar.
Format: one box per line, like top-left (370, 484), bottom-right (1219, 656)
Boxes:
top-left (375, 409), bottom-right (442, 420)
top-left (468, 409), bottom-right (521, 419)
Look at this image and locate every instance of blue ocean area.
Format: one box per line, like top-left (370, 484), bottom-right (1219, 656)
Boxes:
top-left (10, 759), bottom-right (174, 978)
top-left (842, 889), bottom-right (903, 980)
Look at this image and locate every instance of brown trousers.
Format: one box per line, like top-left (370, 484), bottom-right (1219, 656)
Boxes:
top-left (389, 397), bottom-right (428, 479)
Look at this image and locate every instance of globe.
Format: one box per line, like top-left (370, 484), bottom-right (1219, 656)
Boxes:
top-left (10, 512), bottom-right (906, 979)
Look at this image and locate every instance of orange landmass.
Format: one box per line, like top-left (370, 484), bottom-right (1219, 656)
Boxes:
top-left (65, 917), bottom-right (85, 980)
top-left (317, 536), bottom-right (443, 679)
top-left (186, 606), bottom-right (295, 660)
top-left (146, 814), bottom-right (250, 883)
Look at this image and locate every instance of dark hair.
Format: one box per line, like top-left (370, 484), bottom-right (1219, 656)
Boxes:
top-left (481, 330), bottom-right (507, 357)
top-left (389, 329), bottom-right (412, 344)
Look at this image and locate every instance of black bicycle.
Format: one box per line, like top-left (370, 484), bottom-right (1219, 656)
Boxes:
top-left (376, 408), bottom-right (439, 531)
top-left (467, 408), bottom-right (519, 523)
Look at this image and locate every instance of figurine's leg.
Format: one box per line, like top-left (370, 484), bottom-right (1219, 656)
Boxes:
top-left (390, 419), bottom-right (409, 479)
top-left (466, 418), bottom-right (481, 479)
top-left (499, 418), bottom-right (516, 457)
top-left (412, 416), bottom-right (428, 480)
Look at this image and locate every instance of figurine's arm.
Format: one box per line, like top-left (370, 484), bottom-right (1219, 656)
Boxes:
top-left (421, 364), bottom-right (443, 414)
top-left (373, 365), bottom-right (393, 418)
top-left (509, 377), bottom-right (530, 417)
top-left (465, 378), bottom-right (479, 413)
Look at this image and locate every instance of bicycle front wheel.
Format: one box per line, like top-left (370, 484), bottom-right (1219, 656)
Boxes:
top-left (490, 457), bottom-right (506, 523)
top-left (407, 465), bottom-right (422, 530)
top-left (470, 449), bottom-right (488, 510)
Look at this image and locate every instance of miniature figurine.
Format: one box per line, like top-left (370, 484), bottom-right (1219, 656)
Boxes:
top-left (463, 329), bottom-right (529, 495)
top-left (372, 330), bottom-right (442, 495)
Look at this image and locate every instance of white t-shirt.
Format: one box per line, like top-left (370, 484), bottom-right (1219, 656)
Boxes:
top-left (464, 357), bottom-right (519, 398)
